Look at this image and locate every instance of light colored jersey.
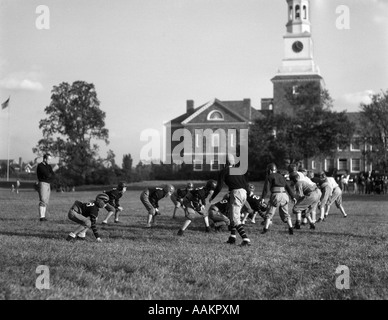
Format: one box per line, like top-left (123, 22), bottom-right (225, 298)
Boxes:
top-left (326, 177), bottom-right (339, 189)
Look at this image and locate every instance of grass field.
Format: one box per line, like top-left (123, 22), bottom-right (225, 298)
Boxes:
top-left (0, 182), bottom-right (387, 301)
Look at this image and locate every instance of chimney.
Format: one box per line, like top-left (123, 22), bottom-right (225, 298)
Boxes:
top-left (186, 100), bottom-right (194, 113)
top-left (19, 157), bottom-right (22, 168)
top-left (243, 98), bottom-right (251, 120)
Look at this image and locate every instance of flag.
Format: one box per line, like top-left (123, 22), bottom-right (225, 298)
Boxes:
top-left (1, 97), bottom-right (10, 109)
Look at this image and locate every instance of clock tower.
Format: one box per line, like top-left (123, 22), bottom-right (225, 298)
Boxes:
top-left (271, 0), bottom-right (324, 116)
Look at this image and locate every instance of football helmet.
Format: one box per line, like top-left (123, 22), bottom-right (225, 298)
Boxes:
top-left (163, 184), bottom-right (175, 194)
top-left (118, 181), bottom-right (127, 191)
top-left (248, 183), bottom-right (255, 192)
top-left (95, 193), bottom-right (109, 208)
top-left (205, 179), bottom-right (217, 191)
top-left (186, 182), bottom-right (194, 190)
top-left (267, 163), bottom-right (277, 174)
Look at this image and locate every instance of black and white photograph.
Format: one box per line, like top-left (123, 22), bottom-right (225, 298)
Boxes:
top-left (0, 0), bottom-right (387, 310)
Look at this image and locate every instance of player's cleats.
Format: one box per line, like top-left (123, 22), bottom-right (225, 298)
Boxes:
top-left (76, 236), bottom-right (86, 241)
top-left (295, 222), bottom-right (301, 229)
top-left (205, 226), bottom-right (211, 233)
top-left (261, 228), bottom-right (268, 234)
top-left (146, 223), bottom-right (152, 228)
top-left (310, 223), bottom-right (316, 230)
top-left (240, 240), bottom-right (251, 247)
top-left (114, 220), bottom-right (120, 223)
top-left (177, 229), bottom-right (184, 236)
top-left (66, 235), bottom-right (76, 242)
top-left (39, 217), bottom-right (47, 222)
top-left (288, 227), bottom-right (294, 235)
top-left (226, 237), bottom-right (236, 244)
top-left (343, 214), bottom-right (348, 218)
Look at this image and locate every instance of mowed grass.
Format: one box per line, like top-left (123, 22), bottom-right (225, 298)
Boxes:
top-left (0, 184), bottom-right (387, 300)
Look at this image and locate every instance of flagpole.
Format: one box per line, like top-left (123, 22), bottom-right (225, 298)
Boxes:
top-left (6, 100), bottom-right (10, 181)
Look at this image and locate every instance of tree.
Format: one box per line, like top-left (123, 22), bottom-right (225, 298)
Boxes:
top-left (360, 90), bottom-right (388, 173)
top-left (33, 81), bottom-right (109, 184)
top-left (249, 83), bottom-right (355, 174)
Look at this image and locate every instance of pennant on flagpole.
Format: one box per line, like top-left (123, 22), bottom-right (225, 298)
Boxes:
top-left (1, 97), bottom-right (10, 109)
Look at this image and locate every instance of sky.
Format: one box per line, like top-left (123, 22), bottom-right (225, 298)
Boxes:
top-left (0, 0), bottom-right (387, 166)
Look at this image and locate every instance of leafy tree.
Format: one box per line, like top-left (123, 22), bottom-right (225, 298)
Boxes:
top-left (359, 90), bottom-right (388, 173)
top-left (249, 83), bottom-right (355, 174)
top-left (33, 81), bottom-right (109, 184)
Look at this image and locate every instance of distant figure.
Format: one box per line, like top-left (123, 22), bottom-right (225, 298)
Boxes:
top-left (16, 180), bottom-right (20, 194)
top-left (36, 153), bottom-right (60, 222)
top-left (11, 184), bottom-right (15, 193)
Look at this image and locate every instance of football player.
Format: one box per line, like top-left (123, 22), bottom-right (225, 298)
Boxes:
top-left (207, 193), bottom-right (231, 232)
top-left (261, 163), bottom-right (296, 235)
top-left (170, 182), bottom-right (194, 219)
top-left (289, 172), bottom-right (319, 230)
top-left (241, 183), bottom-right (268, 225)
top-left (101, 181), bottom-right (127, 225)
top-left (66, 193), bottom-right (109, 242)
top-left (177, 180), bottom-right (217, 236)
top-left (140, 184), bottom-right (175, 228)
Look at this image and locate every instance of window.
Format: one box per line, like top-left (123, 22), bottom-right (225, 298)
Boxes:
top-left (289, 6), bottom-right (293, 20)
top-left (351, 159), bottom-right (361, 172)
top-left (292, 85), bottom-right (299, 96)
top-left (303, 5), bottom-right (307, 19)
top-left (210, 159), bottom-right (219, 171)
top-left (338, 159), bottom-right (347, 171)
top-left (207, 110), bottom-right (224, 121)
top-left (351, 137), bottom-right (362, 151)
top-left (311, 160), bottom-right (316, 170)
top-left (325, 159), bottom-right (334, 171)
top-left (295, 5), bottom-right (300, 19)
top-left (193, 160), bottom-right (203, 171)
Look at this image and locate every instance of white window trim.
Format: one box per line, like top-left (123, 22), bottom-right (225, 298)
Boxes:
top-left (212, 133), bottom-right (220, 147)
top-left (350, 158), bottom-right (361, 173)
top-left (193, 160), bottom-right (203, 171)
top-left (207, 110), bottom-right (224, 121)
top-left (338, 158), bottom-right (348, 171)
top-left (312, 160), bottom-right (316, 170)
top-left (350, 137), bottom-right (361, 151)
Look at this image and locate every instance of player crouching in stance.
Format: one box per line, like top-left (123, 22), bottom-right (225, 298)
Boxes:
top-left (207, 194), bottom-right (231, 232)
top-left (177, 180), bottom-right (217, 236)
top-left (261, 163), bottom-right (296, 235)
top-left (289, 172), bottom-right (319, 230)
top-left (66, 193), bottom-right (109, 242)
top-left (101, 181), bottom-right (127, 225)
top-left (241, 183), bottom-right (268, 225)
top-left (140, 184), bottom-right (175, 228)
top-left (317, 172), bottom-right (347, 222)
top-left (170, 182), bottom-right (194, 219)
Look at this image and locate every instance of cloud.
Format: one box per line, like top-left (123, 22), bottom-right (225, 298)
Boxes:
top-left (0, 71), bottom-right (44, 91)
top-left (337, 90), bottom-right (374, 110)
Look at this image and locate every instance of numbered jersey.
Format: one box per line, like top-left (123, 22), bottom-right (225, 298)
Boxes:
top-left (246, 193), bottom-right (267, 213)
top-left (73, 200), bottom-right (100, 218)
top-left (148, 187), bottom-right (167, 208)
top-left (213, 199), bottom-right (229, 214)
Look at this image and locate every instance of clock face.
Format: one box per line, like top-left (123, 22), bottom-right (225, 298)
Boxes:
top-left (292, 41), bottom-right (304, 53)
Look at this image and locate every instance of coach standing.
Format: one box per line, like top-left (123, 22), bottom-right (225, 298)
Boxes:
top-left (210, 153), bottom-right (251, 247)
top-left (37, 153), bottom-right (59, 222)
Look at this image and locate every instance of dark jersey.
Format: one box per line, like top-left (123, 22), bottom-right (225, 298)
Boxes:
top-left (73, 200), bottom-right (100, 239)
top-left (174, 188), bottom-right (190, 201)
top-left (246, 193), bottom-right (266, 212)
top-left (184, 186), bottom-right (211, 208)
top-left (213, 198), bottom-right (229, 213)
top-left (37, 162), bottom-right (55, 183)
top-left (104, 188), bottom-right (123, 208)
top-left (261, 172), bottom-right (295, 199)
top-left (211, 166), bottom-right (249, 201)
top-left (147, 187), bottom-right (167, 208)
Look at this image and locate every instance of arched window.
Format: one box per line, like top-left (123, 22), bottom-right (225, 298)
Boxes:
top-left (295, 5), bottom-right (300, 19)
top-left (207, 110), bottom-right (224, 121)
top-left (289, 6), bottom-right (293, 20)
top-left (303, 5), bottom-right (307, 19)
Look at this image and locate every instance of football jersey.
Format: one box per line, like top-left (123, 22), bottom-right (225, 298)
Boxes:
top-left (72, 200), bottom-right (100, 238)
top-left (104, 188), bottom-right (123, 208)
top-left (246, 193), bottom-right (265, 212)
top-left (147, 187), bottom-right (167, 208)
top-left (184, 186), bottom-right (211, 207)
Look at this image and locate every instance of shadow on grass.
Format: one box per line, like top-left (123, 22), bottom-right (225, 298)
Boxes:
top-left (0, 230), bottom-right (65, 240)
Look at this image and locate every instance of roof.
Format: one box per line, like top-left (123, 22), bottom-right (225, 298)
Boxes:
top-left (169, 98), bottom-right (265, 126)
